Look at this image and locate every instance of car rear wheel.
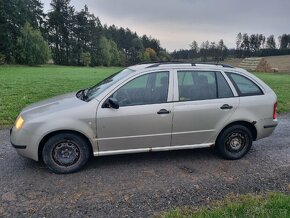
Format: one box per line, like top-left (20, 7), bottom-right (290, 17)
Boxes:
top-left (216, 125), bottom-right (253, 160)
top-left (42, 133), bottom-right (91, 174)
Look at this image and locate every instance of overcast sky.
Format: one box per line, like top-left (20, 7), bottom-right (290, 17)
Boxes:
top-left (41, 0), bottom-right (289, 51)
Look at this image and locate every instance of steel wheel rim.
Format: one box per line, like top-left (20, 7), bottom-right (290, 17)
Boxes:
top-left (225, 132), bottom-right (247, 153)
top-left (52, 141), bottom-right (80, 167)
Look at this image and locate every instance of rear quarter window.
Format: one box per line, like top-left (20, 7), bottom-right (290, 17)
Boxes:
top-left (226, 72), bottom-right (263, 96)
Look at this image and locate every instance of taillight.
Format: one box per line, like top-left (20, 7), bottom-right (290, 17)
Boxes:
top-left (273, 102), bottom-right (278, 119)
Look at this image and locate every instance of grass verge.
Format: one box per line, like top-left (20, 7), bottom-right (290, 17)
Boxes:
top-left (254, 72), bottom-right (290, 113)
top-left (0, 65), bottom-right (122, 126)
top-left (162, 192), bottom-right (290, 218)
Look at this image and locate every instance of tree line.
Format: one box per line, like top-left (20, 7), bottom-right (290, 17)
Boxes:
top-left (0, 0), bottom-right (171, 66)
top-left (172, 33), bottom-right (290, 61)
top-left (173, 39), bottom-right (228, 62)
top-left (1, 0), bottom-right (290, 66)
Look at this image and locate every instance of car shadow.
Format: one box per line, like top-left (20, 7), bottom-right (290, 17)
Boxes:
top-left (85, 147), bottom-right (219, 170)
top-left (20, 147), bottom-right (221, 174)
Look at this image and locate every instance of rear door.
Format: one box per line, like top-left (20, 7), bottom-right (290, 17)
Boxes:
top-left (171, 70), bottom-right (239, 146)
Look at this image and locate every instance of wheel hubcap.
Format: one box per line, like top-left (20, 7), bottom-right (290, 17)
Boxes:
top-left (226, 132), bottom-right (246, 152)
top-left (52, 141), bottom-right (80, 166)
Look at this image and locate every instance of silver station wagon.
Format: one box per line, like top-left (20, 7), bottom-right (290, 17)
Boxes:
top-left (11, 63), bottom-right (278, 173)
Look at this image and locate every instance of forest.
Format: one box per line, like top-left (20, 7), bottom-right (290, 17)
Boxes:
top-left (0, 0), bottom-right (170, 66)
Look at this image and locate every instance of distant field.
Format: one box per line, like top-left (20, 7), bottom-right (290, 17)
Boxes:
top-left (0, 65), bottom-right (289, 126)
top-left (224, 55), bottom-right (290, 72)
top-left (0, 65), bottom-right (122, 126)
top-left (266, 55), bottom-right (290, 72)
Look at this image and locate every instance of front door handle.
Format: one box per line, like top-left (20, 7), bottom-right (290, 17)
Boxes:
top-left (220, 104), bottom-right (233, 110)
top-left (157, 109), bottom-right (171, 114)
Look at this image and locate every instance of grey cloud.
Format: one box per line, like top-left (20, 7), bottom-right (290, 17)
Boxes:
top-left (42, 0), bottom-right (290, 51)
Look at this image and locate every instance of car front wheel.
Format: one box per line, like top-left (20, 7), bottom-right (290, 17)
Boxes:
top-left (216, 125), bottom-right (253, 160)
top-left (42, 133), bottom-right (91, 174)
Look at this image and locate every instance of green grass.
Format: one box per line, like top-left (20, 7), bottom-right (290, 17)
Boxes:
top-left (162, 193), bottom-right (290, 218)
top-left (253, 72), bottom-right (290, 113)
top-left (0, 66), bottom-right (289, 126)
top-left (0, 65), bottom-right (122, 126)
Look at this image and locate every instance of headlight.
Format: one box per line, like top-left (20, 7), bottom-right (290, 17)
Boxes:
top-left (15, 116), bottom-right (24, 130)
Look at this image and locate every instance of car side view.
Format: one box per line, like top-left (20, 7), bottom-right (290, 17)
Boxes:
top-left (10, 63), bottom-right (278, 173)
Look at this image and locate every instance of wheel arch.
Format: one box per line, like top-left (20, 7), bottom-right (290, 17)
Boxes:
top-left (216, 120), bottom-right (257, 144)
top-left (38, 130), bottom-right (94, 161)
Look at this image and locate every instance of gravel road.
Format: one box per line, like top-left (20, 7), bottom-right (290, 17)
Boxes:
top-left (1, 114), bottom-right (290, 217)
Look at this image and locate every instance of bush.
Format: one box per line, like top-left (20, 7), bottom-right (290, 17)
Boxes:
top-left (16, 22), bottom-right (50, 65)
top-left (81, 52), bottom-right (91, 66)
top-left (0, 53), bottom-right (6, 65)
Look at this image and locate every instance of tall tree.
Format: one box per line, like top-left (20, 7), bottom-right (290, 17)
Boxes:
top-left (88, 16), bottom-right (103, 66)
top-left (218, 39), bottom-right (228, 61)
top-left (236, 32), bottom-right (242, 50)
top-left (241, 33), bottom-right (250, 57)
top-left (249, 34), bottom-right (261, 52)
top-left (109, 40), bottom-right (122, 66)
top-left (71, 5), bottom-right (103, 66)
top-left (128, 37), bottom-right (144, 64)
top-left (279, 34), bottom-right (290, 49)
top-left (190, 40), bottom-right (199, 58)
top-left (98, 36), bottom-right (111, 66)
top-left (48, 0), bottom-right (74, 65)
top-left (259, 34), bottom-right (266, 48)
top-left (266, 35), bottom-right (276, 49)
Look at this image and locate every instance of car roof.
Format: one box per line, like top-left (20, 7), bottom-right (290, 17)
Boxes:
top-left (127, 62), bottom-right (237, 72)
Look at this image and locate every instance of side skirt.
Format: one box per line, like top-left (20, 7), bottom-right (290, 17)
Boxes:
top-left (94, 143), bottom-right (214, 156)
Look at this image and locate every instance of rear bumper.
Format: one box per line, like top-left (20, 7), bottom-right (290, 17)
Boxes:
top-left (255, 118), bottom-right (278, 140)
top-left (263, 123), bottom-right (278, 129)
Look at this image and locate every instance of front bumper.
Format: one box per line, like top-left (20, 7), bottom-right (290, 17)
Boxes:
top-left (10, 128), bottom-right (26, 149)
top-left (11, 142), bottom-right (27, 149)
top-left (10, 127), bottom-right (39, 161)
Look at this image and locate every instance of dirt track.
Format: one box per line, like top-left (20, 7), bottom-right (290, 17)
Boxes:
top-left (0, 114), bottom-right (290, 217)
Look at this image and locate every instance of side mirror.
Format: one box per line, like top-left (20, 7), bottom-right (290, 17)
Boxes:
top-left (107, 97), bottom-right (119, 109)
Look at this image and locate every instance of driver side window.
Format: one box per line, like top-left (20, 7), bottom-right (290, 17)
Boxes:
top-left (112, 71), bottom-right (169, 107)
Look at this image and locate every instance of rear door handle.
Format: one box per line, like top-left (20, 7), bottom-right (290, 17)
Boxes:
top-left (157, 109), bottom-right (171, 114)
top-left (220, 104), bottom-right (233, 110)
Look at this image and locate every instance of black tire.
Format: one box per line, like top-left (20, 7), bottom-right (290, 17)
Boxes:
top-left (216, 125), bottom-right (253, 160)
top-left (42, 133), bottom-right (91, 174)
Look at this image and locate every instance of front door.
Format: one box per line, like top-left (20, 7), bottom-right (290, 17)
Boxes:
top-left (96, 71), bottom-right (173, 152)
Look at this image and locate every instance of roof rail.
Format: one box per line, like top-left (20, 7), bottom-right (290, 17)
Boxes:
top-left (146, 61), bottom-right (186, 68)
top-left (191, 63), bottom-right (234, 68)
top-left (146, 62), bottom-right (234, 69)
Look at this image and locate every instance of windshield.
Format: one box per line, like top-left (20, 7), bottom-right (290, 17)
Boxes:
top-left (83, 68), bottom-right (135, 101)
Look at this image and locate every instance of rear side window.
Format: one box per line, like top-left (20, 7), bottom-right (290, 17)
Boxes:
top-left (226, 72), bottom-right (263, 96)
top-left (177, 71), bottom-right (217, 101)
top-left (177, 71), bottom-right (234, 101)
top-left (216, 72), bottom-right (234, 98)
